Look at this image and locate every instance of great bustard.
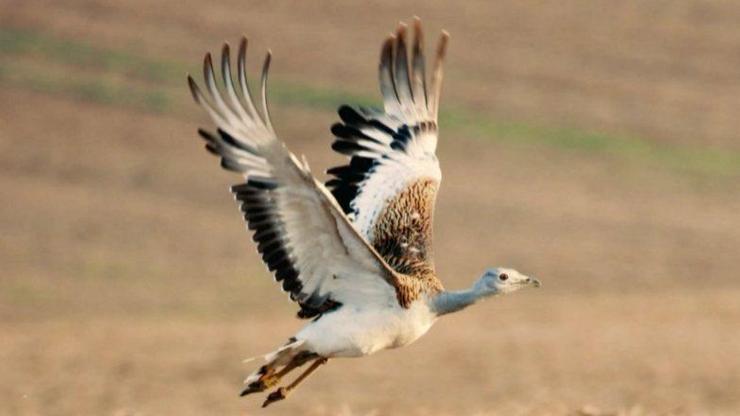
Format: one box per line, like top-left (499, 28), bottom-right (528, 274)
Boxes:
top-left (187, 17), bottom-right (540, 407)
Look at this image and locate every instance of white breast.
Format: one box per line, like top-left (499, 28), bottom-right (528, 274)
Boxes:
top-left (297, 299), bottom-right (437, 358)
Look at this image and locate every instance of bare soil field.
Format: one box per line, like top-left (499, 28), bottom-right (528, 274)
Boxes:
top-left (1, 1), bottom-right (739, 415)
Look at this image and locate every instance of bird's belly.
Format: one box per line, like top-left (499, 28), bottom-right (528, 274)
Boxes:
top-left (297, 300), bottom-right (437, 358)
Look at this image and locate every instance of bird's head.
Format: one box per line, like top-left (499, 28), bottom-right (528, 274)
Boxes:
top-left (474, 267), bottom-right (540, 296)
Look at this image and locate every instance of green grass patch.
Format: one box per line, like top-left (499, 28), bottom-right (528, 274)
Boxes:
top-left (0, 27), bottom-right (180, 83)
top-left (270, 81), bottom-right (376, 110)
top-left (2, 25), bottom-right (740, 179)
top-left (0, 59), bottom-right (171, 113)
top-left (443, 110), bottom-right (740, 178)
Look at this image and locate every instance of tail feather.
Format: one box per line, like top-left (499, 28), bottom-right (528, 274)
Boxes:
top-left (263, 339), bottom-right (305, 365)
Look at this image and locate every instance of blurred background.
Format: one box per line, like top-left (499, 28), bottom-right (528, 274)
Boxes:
top-left (1, 1), bottom-right (739, 415)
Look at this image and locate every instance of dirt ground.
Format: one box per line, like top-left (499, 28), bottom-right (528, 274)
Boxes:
top-left (1, 1), bottom-right (739, 415)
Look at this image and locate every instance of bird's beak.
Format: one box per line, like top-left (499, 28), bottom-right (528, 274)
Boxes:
top-left (529, 277), bottom-right (541, 288)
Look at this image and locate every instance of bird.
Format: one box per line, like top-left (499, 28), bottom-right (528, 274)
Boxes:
top-left (186, 17), bottom-right (540, 408)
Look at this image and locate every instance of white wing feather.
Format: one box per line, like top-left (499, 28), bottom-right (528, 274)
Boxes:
top-left (188, 40), bottom-right (401, 315)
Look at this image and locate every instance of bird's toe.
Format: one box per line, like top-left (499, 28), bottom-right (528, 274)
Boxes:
top-left (262, 387), bottom-right (288, 408)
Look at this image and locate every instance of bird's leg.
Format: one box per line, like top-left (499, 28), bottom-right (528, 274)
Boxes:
top-left (268, 352), bottom-right (317, 385)
top-left (241, 351), bottom-right (317, 396)
top-left (262, 357), bottom-right (328, 408)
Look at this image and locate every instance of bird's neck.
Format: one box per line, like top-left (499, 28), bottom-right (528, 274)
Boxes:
top-left (430, 286), bottom-right (497, 316)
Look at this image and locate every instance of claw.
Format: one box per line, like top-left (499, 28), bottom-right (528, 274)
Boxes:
top-left (240, 380), bottom-right (264, 396)
top-left (262, 387), bottom-right (288, 408)
top-left (240, 384), bottom-right (262, 396)
top-left (241, 373), bottom-right (281, 396)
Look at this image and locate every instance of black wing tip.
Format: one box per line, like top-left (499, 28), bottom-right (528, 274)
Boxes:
top-left (380, 35), bottom-right (395, 58)
top-left (238, 36), bottom-right (248, 61)
top-left (263, 50), bottom-right (273, 68)
top-left (330, 123), bottom-right (344, 136)
top-left (197, 128), bottom-right (216, 143)
top-left (203, 52), bottom-right (214, 73)
top-left (221, 43), bottom-right (231, 68)
top-left (337, 105), bottom-right (366, 125)
top-left (187, 75), bottom-right (201, 103)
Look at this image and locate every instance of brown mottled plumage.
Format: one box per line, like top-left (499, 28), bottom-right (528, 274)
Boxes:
top-left (373, 179), bottom-right (444, 306)
top-left (326, 19), bottom-right (449, 308)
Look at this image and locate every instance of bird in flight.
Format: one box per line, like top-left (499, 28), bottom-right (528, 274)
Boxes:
top-left (187, 17), bottom-right (540, 408)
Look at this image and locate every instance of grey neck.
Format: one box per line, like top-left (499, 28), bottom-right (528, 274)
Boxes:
top-left (430, 286), bottom-right (496, 316)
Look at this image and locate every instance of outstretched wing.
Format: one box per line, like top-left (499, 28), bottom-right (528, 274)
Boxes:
top-left (188, 39), bottom-right (405, 318)
top-left (326, 19), bottom-right (448, 280)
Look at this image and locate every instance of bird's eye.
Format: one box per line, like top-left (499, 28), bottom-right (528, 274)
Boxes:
top-left (499, 273), bottom-right (508, 281)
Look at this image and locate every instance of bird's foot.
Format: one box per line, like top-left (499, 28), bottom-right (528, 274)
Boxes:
top-left (261, 373), bottom-right (281, 388)
top-left (262, 387), bottom-right (288, 408)
top-left (239, 382), bottom-right (261, 397)
top-left (240, 372), bottom-right (280, 396)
